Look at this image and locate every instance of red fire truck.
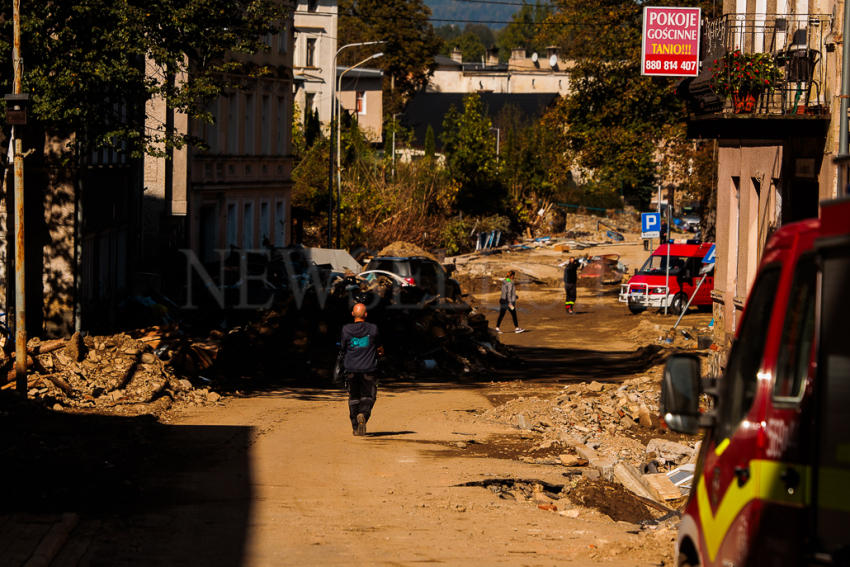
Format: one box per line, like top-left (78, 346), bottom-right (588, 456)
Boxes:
top-left (619, 241), bottom-right (715, 315)
top-left (661, 198), bottom-right (850, 566)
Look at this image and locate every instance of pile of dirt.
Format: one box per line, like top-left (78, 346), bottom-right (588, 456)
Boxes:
top-left (477, 369), bottom-right (699, 520)
top-left (377, 241), bottom-right (438, 262)
top-left (481, 374), bottom-right (679, 466)
top-left (5, 333), bottom-right (215, 415)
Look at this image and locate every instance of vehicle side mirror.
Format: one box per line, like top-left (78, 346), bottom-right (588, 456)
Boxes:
top-left (661, 354), bottom-right (702, 434)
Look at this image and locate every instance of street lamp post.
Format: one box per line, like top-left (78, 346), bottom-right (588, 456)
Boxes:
top-left (336, 51), bottom-right (384, 248)
top-left (326, 40), bottom-right (385, 248)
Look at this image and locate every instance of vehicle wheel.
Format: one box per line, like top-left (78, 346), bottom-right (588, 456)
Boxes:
top-left (628, 299), bottom-right (645, 314)
top-left (670, 292), bottom-right (688, 315)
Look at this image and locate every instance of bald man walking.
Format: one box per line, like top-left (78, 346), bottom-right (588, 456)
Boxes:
top-left (340, 303), bottom-right (382, 436)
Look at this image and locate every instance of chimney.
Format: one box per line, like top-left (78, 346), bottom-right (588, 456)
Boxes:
top-left (485, 46), bottom-right (499, 67)
top-left (510, 47), bottom-right (526, 61)
top-left (451, 47), bottom-right (462, 63)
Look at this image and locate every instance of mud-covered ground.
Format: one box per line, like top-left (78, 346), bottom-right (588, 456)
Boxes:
top-left (0, 238), bottom-right (712, 565)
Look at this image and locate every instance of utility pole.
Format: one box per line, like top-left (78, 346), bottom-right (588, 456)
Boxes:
top-left (11, 0), bottom-right (27, 396)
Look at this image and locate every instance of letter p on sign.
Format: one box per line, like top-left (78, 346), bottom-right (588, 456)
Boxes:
top-left (642, 213), bottom-right (661, 238)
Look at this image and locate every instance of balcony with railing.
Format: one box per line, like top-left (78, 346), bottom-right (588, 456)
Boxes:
top-left (683, 13), bottom-right (834, 125)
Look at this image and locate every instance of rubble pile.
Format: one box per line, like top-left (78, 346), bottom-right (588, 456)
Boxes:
top-left (2, 333), bottom-right (215, 415)
top-left (479, 373), bottom-right (699, 511)
top-left (377, 241), bottom-right (439, 261)
top-left (143, 271), bottom-right (509, 388)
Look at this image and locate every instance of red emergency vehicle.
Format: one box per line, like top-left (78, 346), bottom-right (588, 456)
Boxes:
top-left (661, 198), bottom-right (850, 566)
top-left (619, 241), bottom-right (714, 315)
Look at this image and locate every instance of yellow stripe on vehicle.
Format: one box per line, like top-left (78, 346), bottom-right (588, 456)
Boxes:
top-left (696, 460), bottom-right (809, 562)
top-left (714, 438), bottom-right (730, 457)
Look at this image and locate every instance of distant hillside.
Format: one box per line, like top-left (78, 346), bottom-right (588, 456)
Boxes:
top-left (425, 0), bottom-right (517, 28)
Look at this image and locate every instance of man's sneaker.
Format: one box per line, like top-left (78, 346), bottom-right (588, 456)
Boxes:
top-left (515, 327), bottom-right (526, 333)
top-left (495, 327), bottom-right (502, 334)
top-left (356, 413), bottom-right (367, 436)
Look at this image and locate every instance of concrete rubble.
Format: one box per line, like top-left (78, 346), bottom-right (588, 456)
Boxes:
top-left (478, 371), bottom-right (700, 516)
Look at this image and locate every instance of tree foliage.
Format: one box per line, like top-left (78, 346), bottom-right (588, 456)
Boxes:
top-left (0, 0), bottom-right (287, 157)
top-left (440, 93), bottom-right (503, 213)
top-left (496, 1), bottom-right (552, 59)
top-left (537, 0), bottom-right (712, 207)
top-left (338, 0), bottom-right (441, 113)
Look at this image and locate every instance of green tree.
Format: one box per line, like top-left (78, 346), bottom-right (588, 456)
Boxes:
top-left (440, 93), bottom-right (502, 213)
top-left (496, 1), bottom-right (552, 59)
top-left (424, 124), bottom-right (436, 159)
top-left (537, 0), bottom-right (711, 207)
top-left (305, 108), bottom-right (322, 148)
top-left (338, 0), bottom-right (441, 113)
top-left (0, 0), bottom-right (287, 157)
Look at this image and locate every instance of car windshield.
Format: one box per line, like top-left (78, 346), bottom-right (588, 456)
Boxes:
top-left (639, 255), bottom-right (688, 275)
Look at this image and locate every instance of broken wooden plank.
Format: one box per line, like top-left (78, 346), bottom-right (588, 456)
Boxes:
top-left (643, 473), bottom-right (683, 501)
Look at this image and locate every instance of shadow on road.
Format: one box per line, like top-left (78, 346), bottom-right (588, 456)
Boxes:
top-left (0, 392), bottom-right (253, 565)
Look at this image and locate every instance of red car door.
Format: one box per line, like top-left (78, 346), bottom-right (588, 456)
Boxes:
top-left (696, 266), bottom-right (782, 566)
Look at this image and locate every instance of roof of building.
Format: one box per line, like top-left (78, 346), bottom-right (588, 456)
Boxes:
top-left (401, 92), bottom-right (560, 150)
top-left (434, 55), bottom-right (462, 68)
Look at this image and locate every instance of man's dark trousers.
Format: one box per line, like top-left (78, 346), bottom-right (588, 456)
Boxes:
top-left (348, 372), bottom-right (377, 431)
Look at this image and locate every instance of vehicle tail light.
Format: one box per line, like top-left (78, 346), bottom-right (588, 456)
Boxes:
top-left (403, 277), bottom-right (415, 286)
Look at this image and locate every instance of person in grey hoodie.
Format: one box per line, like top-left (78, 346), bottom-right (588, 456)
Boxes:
top-left (495, 270), bottom-right (525, 333)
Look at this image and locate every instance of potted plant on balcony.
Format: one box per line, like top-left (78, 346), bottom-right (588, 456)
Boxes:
top-left (710, 50), bottom-right (783, 113)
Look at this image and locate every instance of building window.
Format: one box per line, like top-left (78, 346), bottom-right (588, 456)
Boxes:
top-left (206, 99), bottom-right (219, 153)
top-left (275, 200), bottom-right (287, 246)
top-left (243, 201), bottom-right (254, 248)
top-left (306, 37), bottom-right (316, 67)
top-left (227, 95), bottom-right (239, 154)
top-left (278, 24), bottom-right (289, 54)
top-left (304, 92), bottom-right (315, 118)
top-left (308, 0), bottom-right (318, 12)
top-left (261, 95), bottom-right (271, 155)
top-left (277, 96), bottom-right (288, 156)
top-left (226, 203), bottom-right (238, 248)
top-left (260, 201), bottom-right (271, 245)
top-left (356, 91), bottom-right (366, 115)
top-left (244, 93), bottom-right (255, 155)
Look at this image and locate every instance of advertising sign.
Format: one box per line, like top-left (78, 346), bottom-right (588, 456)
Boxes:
top-left (641, 213), bottom-right (661, 239)
top-left (641, 6), bottom-right (701, 77)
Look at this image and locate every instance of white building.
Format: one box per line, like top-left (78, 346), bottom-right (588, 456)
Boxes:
top-left (293, 0), bottom-right (337, 124)
top-left (427, 47), bottom-right (572, 95)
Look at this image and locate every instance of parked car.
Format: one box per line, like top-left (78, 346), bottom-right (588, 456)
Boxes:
top-left (618, 242), bottom-right (714, 315)
top-left (661, 198), bottom-right (850, 566)
top-left (363, 256), bottom-right (460, 299)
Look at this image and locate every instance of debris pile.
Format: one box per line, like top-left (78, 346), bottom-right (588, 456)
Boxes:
top-left (2, 333), bottom-right (216, 415)
top-left (479, 373), bottom-right (699, 511)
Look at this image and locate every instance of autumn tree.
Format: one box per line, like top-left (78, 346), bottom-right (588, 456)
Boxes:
top-left (538, 0), bottom-right (712, 207)
top-left (338, 0), bottom-right (441, 113)
top-left (0, 0), bottom-right (287, 157)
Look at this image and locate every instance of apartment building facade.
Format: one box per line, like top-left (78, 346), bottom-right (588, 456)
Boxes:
top-left (680, 0), bottom-right (841, 351)
top-left (293, 0), bottom-right (337, 124)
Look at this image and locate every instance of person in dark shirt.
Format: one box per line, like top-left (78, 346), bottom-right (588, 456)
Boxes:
top-left (339, 303), bottom-right (382, 436)
top-left (560, 257), bottom-right (581, 314)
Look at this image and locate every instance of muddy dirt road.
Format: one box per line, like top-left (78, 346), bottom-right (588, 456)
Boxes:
top-left (2, 247), bottom-right (711, 565)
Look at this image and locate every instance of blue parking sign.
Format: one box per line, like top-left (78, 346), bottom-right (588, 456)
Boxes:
top-left (641, 213), bottom-right (661, 238)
